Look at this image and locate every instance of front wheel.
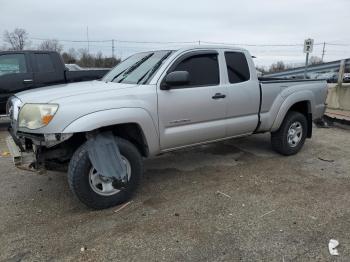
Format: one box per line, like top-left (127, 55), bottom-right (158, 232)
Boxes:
top-left (271, 111), bottom-right (308, 156)
top-left (67, 137), bottom-right (143, 209)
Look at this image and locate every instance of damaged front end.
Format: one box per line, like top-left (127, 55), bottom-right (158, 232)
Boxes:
top-left (7, 127), bottom-right (73, 171)
top-left (6, 96), bottom-right (74, 171)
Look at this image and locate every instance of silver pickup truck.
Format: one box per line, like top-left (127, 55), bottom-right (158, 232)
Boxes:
top-left (6, 45), bottom-right (327, 209)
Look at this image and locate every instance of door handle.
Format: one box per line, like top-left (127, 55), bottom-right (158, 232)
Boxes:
top-left (23, 79), bottom-right (33, 84)
top-left (212, 93), bottom-right (226, 99)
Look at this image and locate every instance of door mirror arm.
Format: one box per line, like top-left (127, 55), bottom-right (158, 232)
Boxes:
top-left (161, 71), bottom-right (189, 90)
top-left (160, 82), bottom-right (170, 90)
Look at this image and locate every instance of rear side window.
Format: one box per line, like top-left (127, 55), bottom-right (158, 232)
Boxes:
top-left (172, 53), bottom-right (219, 87)
top-left (0, 54), bottom-right (27, 76)
top-left (35, 53), bottom-right (55, 72)
top-left (225, 52), bottom-right (250, 84)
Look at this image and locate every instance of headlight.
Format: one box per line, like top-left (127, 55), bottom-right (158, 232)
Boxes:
top-left (18, 104), bottom-right (58, 130)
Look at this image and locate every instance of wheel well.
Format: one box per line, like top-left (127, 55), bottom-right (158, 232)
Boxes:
top-left (98, 123), bottom-right (149, 157)
top-left (39, 123), bottom-right (148, 168)
top-left (288, 101), bottom-right (312, 138)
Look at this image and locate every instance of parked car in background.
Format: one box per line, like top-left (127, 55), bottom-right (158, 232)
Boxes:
top-left (343, 73), bottom-right (350, 83)
top-left (66, 63), bottom-right (112, 71)
top-left (316, 72), bottom-right (338, 83)
top-left (0, 51), bottom-right (110, 114)
top-left (65, 63), bottom-right (83, 71)
top-left (7, 45), bottom-right (327, 209)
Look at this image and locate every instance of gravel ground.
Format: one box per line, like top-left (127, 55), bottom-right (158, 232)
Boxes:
top-left (0, 126), bottom-right (349, 261)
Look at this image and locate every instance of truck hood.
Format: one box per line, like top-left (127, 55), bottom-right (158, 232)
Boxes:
top-left (16, 81), bottom-right (137, 103)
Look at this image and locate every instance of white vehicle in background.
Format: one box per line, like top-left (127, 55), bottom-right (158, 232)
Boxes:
top-left (316, 72), bottom-right (338, 83)
top-left (343, 73), bottom-right (350, 83)
top-left (65, 64), bottom-right (83, 71)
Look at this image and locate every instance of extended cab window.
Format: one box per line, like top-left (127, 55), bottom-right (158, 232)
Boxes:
top-left (35, 53), bottom-right (55, 72)
top-left (225, 52), bottom-right (250, 84)
top-left (0, 54), bottom-right (27, 76)
top-left (172, 53), bottom-right (219, 87)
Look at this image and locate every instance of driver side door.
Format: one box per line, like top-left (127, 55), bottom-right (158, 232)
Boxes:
top-left (157, 50), bottom-right (227, 150)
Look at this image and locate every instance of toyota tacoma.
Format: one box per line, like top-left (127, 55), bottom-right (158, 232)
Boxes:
top-left (6, 46), bottom-right (327, 209)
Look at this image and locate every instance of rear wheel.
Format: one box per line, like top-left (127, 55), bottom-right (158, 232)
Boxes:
top-left (68, 137), bottom-right (143, 209)
top-left (271, 111), bottom-right (307, 156)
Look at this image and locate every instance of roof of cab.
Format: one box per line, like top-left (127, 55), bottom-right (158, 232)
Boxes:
top-left (176, 44), bottom-right (248, 52)
top-left (142, 45), bottom-right (248, 54)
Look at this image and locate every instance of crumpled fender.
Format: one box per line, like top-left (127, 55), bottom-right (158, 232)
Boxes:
top-left (62, 107), bottom-right (160, 155)
top-left (87, 132), bottom-right (127, 183)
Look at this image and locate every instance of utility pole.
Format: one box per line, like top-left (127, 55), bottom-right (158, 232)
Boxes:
top-left (304, 52), bottom-right (310, 79)
top-left (198, 40), bottom-right (201, 45)
top-left (112, 39), bottom-right (115, 58)
top-left (338, 60), bottom-right (345, 88)
top-left (321, 42), bottom-right (326, 62)
top-left (86, 26), bottom-right (90, 53)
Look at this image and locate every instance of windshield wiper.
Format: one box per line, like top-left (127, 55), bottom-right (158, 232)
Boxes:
top-left (110, 68), bottom-right (129, 82)
top-left (117, 53), bottom-right (154, 83)
top-left (136, 51), bottom-right (172, 85)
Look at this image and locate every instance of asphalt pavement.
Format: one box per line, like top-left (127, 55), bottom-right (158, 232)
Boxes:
top-left (0, 126), bottom-right (349, 261)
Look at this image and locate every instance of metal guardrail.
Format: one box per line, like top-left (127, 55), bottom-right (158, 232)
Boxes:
top-left (264, 58), bottom-right (350, 78)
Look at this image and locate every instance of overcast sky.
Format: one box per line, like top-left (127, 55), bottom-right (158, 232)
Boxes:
top-left (1, 0), bottom-right (349, 66)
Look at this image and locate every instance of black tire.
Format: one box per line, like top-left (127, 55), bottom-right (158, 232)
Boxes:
top-left (68, 137), bottom-right (143, 209)
top-left (271, 111), bottom-right (308, 156)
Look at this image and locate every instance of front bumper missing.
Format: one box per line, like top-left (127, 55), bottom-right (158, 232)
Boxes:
top-left (6, 135), bottom-right (36, 171)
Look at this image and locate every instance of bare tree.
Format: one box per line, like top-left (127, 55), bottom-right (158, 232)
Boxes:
top-left (269, 61), bottom-right (286, 73)
top-left (3, 28), bottom-right (29, 50)
top-left (61, 48), bottom-right (120, 68)
top-left (94, 52), bottom-right (104, 67)
top-left (78, 48), bottom-right (95, 67)
top-left (255, 65), bottom-right (267, 74)
top-left (38, 39), bottom-right (63, 53)
top-left (61, 48), bottom-right (78, 64)
top-left (309, 56), bottom-right (323, 65)
top-left (103, 57), bottom-right (120, 68)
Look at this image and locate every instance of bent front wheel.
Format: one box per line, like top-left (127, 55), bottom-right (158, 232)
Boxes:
top-left (67, 137), bottom-right (143, 209)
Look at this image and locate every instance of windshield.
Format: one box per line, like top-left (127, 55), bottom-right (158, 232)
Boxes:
top-left (102, 50), bottom-right (173, 84)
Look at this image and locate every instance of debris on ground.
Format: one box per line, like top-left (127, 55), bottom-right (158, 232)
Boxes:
top-left (114, 201), bottom-right (133, 213)
top-left (80, 247), bottom-right (86, 252)
top-left (318, 157), bottom-right (335, 163)
top-left (259, 210), bottom-right (275, 218)
top-left (328, 239), bottom-right (340, 256)
top-left (216, 191), bottom-right (232, 198)
top-left (1, 151), bottom-right (10, 157)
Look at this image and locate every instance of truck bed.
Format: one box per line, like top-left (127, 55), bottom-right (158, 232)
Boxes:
top-left (257, 77), bottom-right (327, 132)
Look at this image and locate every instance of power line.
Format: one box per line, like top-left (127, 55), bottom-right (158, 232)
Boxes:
top-left (2, 35), bottom-right (350, 47)
top-left (29, 37), bottom-right (111, 43)
top-left (325, 43), bottom-right (350, 46)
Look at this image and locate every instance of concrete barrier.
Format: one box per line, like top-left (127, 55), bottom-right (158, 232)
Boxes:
top-left (326, 84), bottom-right (350, 111)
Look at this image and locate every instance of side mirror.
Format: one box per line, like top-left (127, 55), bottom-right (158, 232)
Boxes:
top-left (161, 71), bottom-right (190, 90)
